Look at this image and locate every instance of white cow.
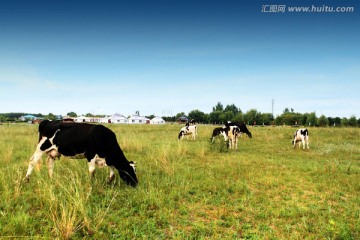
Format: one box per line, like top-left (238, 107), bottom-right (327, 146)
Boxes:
top-left (178, 125), bottom-right (197, 140)
top-left (292, 128), bottom-right (309, 149)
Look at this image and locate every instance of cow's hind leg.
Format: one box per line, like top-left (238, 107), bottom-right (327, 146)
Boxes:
top-left (306, 138), bottom-right (309, 149)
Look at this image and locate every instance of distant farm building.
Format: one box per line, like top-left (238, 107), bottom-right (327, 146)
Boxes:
top-left (110, 113), bottom-right (128, 124)
top-left (74, 116), bottom-right (102, 123)
top-left (178, 116), bottom-right (188, 123)
top-left (128, 115), bottom-right (149, 124)
top-left (62, 117), bottom-right (75, 122)
top-left (19, 115), bottom-right (37, 121)
top-left (32, 119), bottom-right (44, 124)
top-left (150, 116), bottom-right (166, 125)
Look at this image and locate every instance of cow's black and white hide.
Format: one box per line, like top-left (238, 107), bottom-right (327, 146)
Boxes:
top-left (25, 120), bottom-right (138, 187)
top-left (227, 121), bottom-right (252, 138)
top-left (210, 127), bottom-right (228, 143)
top-left (178, 125), bottom-right (197, 140)
top-left (292, 128), bottom-right (309, 149)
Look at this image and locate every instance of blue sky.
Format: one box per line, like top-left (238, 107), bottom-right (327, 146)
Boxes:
top-left (0, 0), bottom-right (359, 117)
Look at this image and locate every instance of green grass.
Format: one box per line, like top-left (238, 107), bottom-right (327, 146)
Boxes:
top-left (0, 123), bottom-right (359, 239)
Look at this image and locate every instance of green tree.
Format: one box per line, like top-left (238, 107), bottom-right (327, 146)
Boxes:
top-left (341, 117), bottom-right (348, 126)
top-left (67, 112), bottom-right (77, 117)
top-left (317, 115), bottom-right (329, 127)
top-left (281, 113), bottom-right (296, 125)
top-left (224, 104), bottom-right (241, 116)
top-left (188, 109), bottom-right (207, 123)
top-left (306, 112), bottom-right (317, 126)
top-left (348, 115), bottom-right (358, 127)
top-left (219, 111), bottom-right (234, 124)
top-left (328, 117), bottom-right (341, 127)
top-left (258, 113), bottom-right (274, 125)
top-left (233, 112), bottom-right (244, 123)
top-left (208, 111), bottom-right (222, 124)
top-left (46, 113), bottom-right (56, 120)
top-left (212, 102), bottom-right (224, 112)
top-left (244, 109), bottom-right (259, 125)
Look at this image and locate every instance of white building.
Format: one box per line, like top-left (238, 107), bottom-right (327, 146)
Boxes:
top-left (128, 115), bottom-right (149, 124)
top-left (150, 116), bottom-right (166, 125)
top-left (110, 113), bottom-right (128, 124)
top-left (75, 116), bottom-right (102, 123)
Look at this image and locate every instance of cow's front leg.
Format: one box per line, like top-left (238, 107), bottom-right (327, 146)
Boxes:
top-left (25, 149), bottom-right (45, 181)
top-left (88, 159), bottom-right (96, 177)
top-left (47, 156), bottom-right (55, 178)
top-left (108, 166), bottom-right (116, 183)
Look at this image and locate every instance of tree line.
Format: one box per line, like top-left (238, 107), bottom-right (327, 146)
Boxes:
top-left (1, 102), bottom-right (359, 127)
top-left (162, 102), bottom-right (359, 127)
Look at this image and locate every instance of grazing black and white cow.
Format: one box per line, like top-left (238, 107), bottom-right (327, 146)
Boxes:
top-left (25, 120), bottom-right (138, 187)
top-left (211, 125), bottom-right (240, 150)
top-left (227, 121), bottom-right (252, 138)
top-left (210, 127), bottom-right (228, 143)
top-left (292, 128), bottom-right (309, 149)
top-left (178, 125), bottom-right (197, 140)
top-left (226, 125), bottom-right (241, 150)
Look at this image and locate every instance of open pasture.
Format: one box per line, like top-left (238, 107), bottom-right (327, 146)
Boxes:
top-left (0, 123), bottom-right (359, 239)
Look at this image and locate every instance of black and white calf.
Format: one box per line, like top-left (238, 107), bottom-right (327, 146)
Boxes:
top-left (210, 127), bottom-right (228, 143)
top-left (25, 120), bottom-right (138, 187)
top-left (211, 125), bottom-right (241, 150)
top-left (178, 125), bottom-right (197, 140)
top-left (292, 128), bottom-right (309, 149)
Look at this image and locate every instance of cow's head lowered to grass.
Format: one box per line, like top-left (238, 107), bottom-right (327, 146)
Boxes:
top-left (25, 120), bottom-right (138, 187)
top-left (118, 161), bottom-right (138, 187)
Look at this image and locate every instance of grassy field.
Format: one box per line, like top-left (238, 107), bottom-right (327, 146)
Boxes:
top-left (0, 123), bottom-right (359, 239)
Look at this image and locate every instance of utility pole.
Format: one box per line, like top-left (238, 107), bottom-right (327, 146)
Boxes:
top-left (272, 98), bottom-right (274, 116)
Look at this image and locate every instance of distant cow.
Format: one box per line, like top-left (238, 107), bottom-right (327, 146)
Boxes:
top-left (178, 125), bottom-right (197, 140)
top-left (292, 128), bottom-right (309, 149)
top-left (227, 121), bottom-right (252, 138)
top-left (210, 127), bottom-right (228, 143)
top-left (24, 120), bottom-right (138, 187)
